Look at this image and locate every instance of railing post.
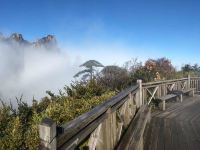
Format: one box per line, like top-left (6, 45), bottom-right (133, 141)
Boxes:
top-left (188, 74), bottom-right (191, 89)
top-left (137, 80), bottom-right (143, 107)
top-left (98, 108), bottom-right (113, 150)
top-left (39, 118), bottom-right (57, 150)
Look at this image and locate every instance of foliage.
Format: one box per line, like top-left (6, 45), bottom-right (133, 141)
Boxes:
top-left (74, 60), bottom-right (104, 80)
top-left (130, 66), bottom-right (155, 82)
top-left (144, 57), bottom-right (175, 80)
top-left (182, 64), bottom-right (195, 72)
top-left (99, 65), bottom-right (130, 91)
top-left (155, 58), bottom-right (176, 79)
top-left (123, 58), bottom-right (142, 73)
top-left (44, 91), bottom-right (115, 125)
top-left (0, 116), bottom-right (23, 149)
top-left (65, 79), bottom-right (106, 99)
top-left (128, 57), bottom-right (176, 82)
top-left (0, 82), bottom-right (115, 149)
top-left (181, 64), bottom-right (200, 76)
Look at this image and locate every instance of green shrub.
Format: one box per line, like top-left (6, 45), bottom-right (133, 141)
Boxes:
top-left (44, 91), bottom-right (115, 125)
top-left (0, 89), bottom-right (115, 149)
top-left (65, 79), bottom-right (106, 99)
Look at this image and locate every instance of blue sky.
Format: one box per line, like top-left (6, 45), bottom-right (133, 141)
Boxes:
top-left (1, 0), bottom-right (200, 68)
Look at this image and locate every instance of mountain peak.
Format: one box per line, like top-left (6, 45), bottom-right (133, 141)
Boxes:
top-left (7, 33), bottom-right (30, 45)
top-left (37, 34), bottom-right (56, 44)
top-left (0, 33), bottom-right (58, 50)
top-left (10, 33), bottom-right (24, 41)
top-left (34, 34), bottom-right (57, 49)
top-left (0, 32), bottom-right (4, 40)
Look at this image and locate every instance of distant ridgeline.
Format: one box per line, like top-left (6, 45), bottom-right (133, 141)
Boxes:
top-left (0, 32), bottom-right (59, 51)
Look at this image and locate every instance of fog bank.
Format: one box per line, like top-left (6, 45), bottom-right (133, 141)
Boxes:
top-left (0, 41), bottom-right (80, 106)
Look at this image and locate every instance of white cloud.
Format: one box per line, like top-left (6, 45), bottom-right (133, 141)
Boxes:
top-left (0, 41), bottom-right (80, 106)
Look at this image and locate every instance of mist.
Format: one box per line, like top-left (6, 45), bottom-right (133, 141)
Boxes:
top-left (0, 40), bottom-right (81, 106)
top-left (0, 36), bottom-right (155, 107)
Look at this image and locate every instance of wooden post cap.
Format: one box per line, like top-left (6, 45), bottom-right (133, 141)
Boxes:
top-left (39, 118), bottom-right (56, 142)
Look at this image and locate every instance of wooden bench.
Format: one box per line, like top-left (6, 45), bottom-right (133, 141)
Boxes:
top-left (182, 88), bottom-right (195, 96)
top-left (169, 90), bottom-right (183, 102)
top-left (157, 94), bottom-right (177, 111)
top-left (169, 88), bottom-right (195, 103)
top-left (164, 88), bottom-right (195, 109)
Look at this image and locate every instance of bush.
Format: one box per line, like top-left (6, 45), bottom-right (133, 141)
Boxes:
top-left (0, 88), bottom-right (115, 149)
top-left (99, 65), bottom-right (130, 91)
top-left (65, 79), bottom-right (106, 99)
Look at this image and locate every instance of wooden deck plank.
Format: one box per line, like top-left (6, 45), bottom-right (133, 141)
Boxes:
top-left (156, 118), bottom-right (164, 150)
top-left (175, 121), bottom-right (189, 150)
top-left (163, 119), bottom-right (173, 150)
top-left (144, 95), bottom-right (200, 150)
top-left (143, 118), bottom-right (155, 150)
top-left (183, 122), bottom-right (200, 150)
top-left (170, 120), bottom-right (179, 150)
top-left (178, 121), bottom-right (190, 150)
top-left (149, 118), bottom-right (160, 150)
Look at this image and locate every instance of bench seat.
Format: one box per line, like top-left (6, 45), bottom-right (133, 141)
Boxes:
top-left (169, 88), bottom-right (195, 102)
top-left (159, 94), bottom-right (177, 101)
top-left (157, 94), bottom-right (177, 111)
top-left (182, 88), bottom-right (195, 96)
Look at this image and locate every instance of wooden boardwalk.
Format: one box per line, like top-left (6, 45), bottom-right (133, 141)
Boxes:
top-left (39, 77), bottom-right (200, 150)
top-left (144, 95), bottom-right (200, 150)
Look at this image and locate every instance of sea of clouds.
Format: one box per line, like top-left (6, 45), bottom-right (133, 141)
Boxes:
top-left (0, 41), bottom-right (81, 106)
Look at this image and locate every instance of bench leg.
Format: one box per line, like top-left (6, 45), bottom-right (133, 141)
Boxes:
top-left (180, 94), bottom-right (183, 102)
top-left (162, 100), bottom-right (166, 111)
top-left (189, 90), bottom-right (194, 96)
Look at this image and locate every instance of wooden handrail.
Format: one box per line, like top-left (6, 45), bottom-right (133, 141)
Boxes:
top-left (190, 77), bottom-right (200, 79)
top-left (39, 84), bottom-right (140, 149)
top-left (142, 78), bottom-right (187, 86)
top-left (57, 85), bottom-right (139, 149)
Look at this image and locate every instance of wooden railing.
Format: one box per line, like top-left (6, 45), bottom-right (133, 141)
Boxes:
top-left (39, 82), bottom-right (146, 150)
top-left (142, 78), bottom-right (189, 104)
top-left (116, 104), bottom-right (151, 150)
top-left (141, 76), bottom-right (200, 105)
top-left (39, 76), bottom-right (200, 150)
top-left (190, 77), bottom-right (200, 92)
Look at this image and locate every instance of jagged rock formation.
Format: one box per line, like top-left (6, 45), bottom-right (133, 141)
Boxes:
top-left (0, 32), bottom-right (4, 40)
top-left (33, 35), bottom-right (57, 49)
top-left (0, 33), bottom-right (59, 51)
top-left (7, 33), bottom-right (30, 46)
